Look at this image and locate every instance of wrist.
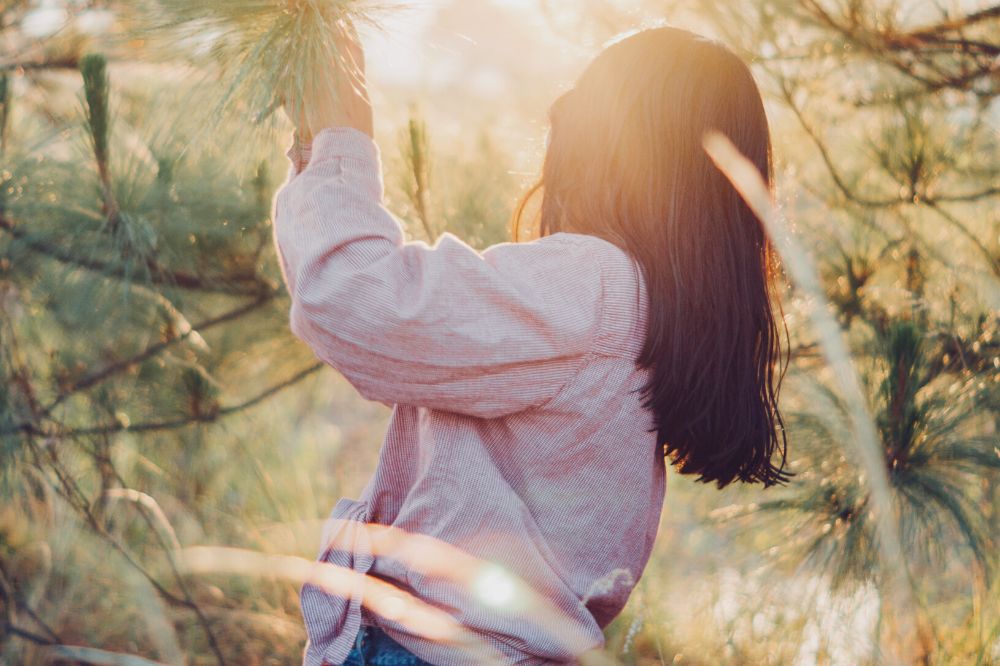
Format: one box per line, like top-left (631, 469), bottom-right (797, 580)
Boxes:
top-left (288, 130), bottom-right (314, 174)
top-left (294, 128), bottom-right (313, 146)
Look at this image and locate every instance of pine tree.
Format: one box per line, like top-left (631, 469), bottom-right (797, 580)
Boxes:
top-left (0, 3), bottom-right (341, 661)
top-left (692, 1), bottom-right (999, 662)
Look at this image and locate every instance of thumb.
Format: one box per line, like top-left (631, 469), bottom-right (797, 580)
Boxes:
top-left (280, 85), bottom-right (312, 142)
top-left (335, 19), bottom-right (366, 80)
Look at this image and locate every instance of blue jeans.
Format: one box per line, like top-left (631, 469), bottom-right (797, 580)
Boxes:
top-left (342, 625), bottom-right (434, 665)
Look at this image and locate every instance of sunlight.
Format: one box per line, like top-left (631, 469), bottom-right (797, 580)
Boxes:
top-left (472, 563), bottom-right (518, 608)
top-left (4, 1), bottom-right (997, 664)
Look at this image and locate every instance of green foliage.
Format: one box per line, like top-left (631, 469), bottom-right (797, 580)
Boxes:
top-left (401, 112), bottom-right (433, 239)
top-left (80, 53), bottom-right (111, 178)
top-left (0, 12), bottom-right (317, 657)
top-left (0, 72), bottom-right (10, 156)
top-left (1, 0), bottom-right (998, 664)
top-left (759, 317), bottom-right (997, 586)
top-left (137, 0), bottom-right (389, 125)
top-left (387, 124), bottom-right (521, 250)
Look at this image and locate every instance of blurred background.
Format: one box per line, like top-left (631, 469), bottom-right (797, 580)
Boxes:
top-left (1, 0), bottom-right (998, 663)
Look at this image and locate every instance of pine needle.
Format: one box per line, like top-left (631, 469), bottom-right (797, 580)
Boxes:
top-left (134, 0), bottom-right (394, 129)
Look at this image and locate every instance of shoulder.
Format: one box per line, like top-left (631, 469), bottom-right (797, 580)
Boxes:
top-left (480, 231), bottom-right (631, 274)
top-left (477, 233), bottom-right (606, 309)
top-left (572, 234), bottom-right (648, 359)
top-left (483, 232), bottom-right (648, 360)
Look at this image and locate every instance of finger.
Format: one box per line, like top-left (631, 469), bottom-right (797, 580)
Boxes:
top-left (341, 55), bottom-right (367, 94)
top-left (342, 16), bottom-right (360, 41)
top-left (347, 34), bottom-right (365, 75)
top-left (334, 39), bottom-right (368, 101)
top-left (335, 18), bottom-right (366, 78)
top-left (341, 17), bottom-right (362, 57)
top-left (337, 48), bottom-right (364, 85)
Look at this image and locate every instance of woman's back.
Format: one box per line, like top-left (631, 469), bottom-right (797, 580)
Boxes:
top-left (277, 129), bottom-right (664, 665)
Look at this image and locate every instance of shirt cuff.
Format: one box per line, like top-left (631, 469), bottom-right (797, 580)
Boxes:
top-left (285, 130), bottom-right (313, 175)
top-left (284, 127), bottom-right (379, 176)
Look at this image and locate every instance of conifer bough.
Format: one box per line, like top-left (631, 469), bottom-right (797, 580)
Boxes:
top-left (80, 53), bottom-right (120, 223)
top-left (143, 0), bottom-right (388, 124)
top-left (81, 54), bottom-right (110, 167)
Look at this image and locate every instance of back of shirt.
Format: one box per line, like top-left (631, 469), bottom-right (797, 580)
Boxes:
top-left (274, 127), bottom-right (667, 666)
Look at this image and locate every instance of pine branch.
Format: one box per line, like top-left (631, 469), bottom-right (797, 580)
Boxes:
top-left (403, 113), bottom-right (435, 240)
top-left (45, 295), bottom-right (277, 411)
top-left (3, 622), bottom-right (56, 646)
top-left (22, 437), bottom-right (225, 665)
top-left (774, 73), bottom-right (1000, 280)
top-left (0, 558), bottom-right (63, 645)
top-left (930, 186), bottom-right (1000, 204)
top-left (80, 54), bottom-right (119, 227)
top-left (8, 363), bottom-right (323, 438)
top-left (137, 0), bottom-right (392, 126)
top-left (924, 201), bottom-right (1000, 278)
top-left (103, 467), bottom-right (217, 664)
top-left (0, 213), bottom-right (275, 296)
top-left (0, 55), bottom-right (82, 72)
top-left (775, 75), bottom-right (902, 209)
top-left (0, 73), bottom-right (9, 156)
top-left (800, 0), bottom-right (1000, 96)
top-left (896, 5), bottom-right (1000, 42)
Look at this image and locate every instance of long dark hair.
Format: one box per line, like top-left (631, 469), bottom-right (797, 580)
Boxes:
top-left (514, 27), bottom-right (791, 488)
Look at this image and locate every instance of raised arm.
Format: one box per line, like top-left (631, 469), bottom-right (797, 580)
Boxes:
top-left (272, 127), bottom-right (606, 419)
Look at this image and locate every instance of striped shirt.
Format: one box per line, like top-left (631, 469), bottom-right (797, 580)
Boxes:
top-left (273, 127), bottom-right (666, 665)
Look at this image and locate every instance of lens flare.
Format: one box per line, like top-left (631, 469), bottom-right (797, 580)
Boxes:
top-left (473, 563), bottom-right (517, 608)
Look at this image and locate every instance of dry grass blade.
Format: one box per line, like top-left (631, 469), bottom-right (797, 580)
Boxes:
top-left (103, 488), bottom-right (182, 553)
top-left (178, 546), bottom-right (505, 665)
top-left (179, 539), bottom-right (620, 665)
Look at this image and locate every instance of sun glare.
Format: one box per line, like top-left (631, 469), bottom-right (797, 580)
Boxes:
top-left (473, 563), bottom-right (518, 608)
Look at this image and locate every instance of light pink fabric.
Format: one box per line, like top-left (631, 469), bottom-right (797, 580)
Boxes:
top-left (273, 127), bottom-right (666, 666)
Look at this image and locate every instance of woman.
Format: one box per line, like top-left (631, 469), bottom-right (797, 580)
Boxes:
top-left (274, 23), bottom-right (791, 666)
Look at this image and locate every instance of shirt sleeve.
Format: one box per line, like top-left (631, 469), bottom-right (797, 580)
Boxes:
top-left (286, 129), bottom-right (312, 178)
top-left (272, 127), bottom-right (605, 419)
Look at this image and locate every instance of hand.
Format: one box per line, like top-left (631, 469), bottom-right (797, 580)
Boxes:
top-left (282, 20), bottom-right (373, 142)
